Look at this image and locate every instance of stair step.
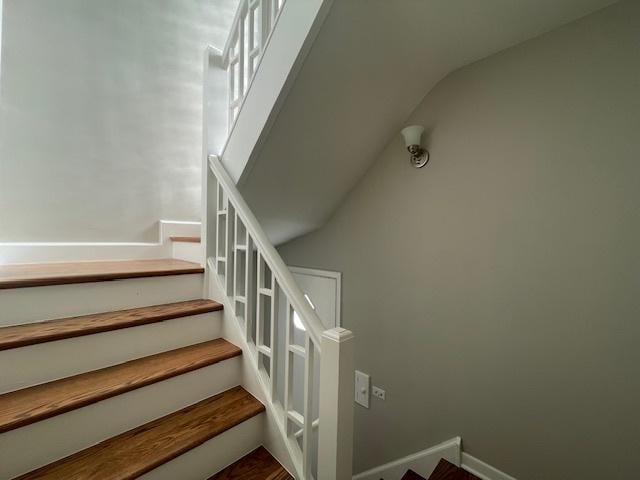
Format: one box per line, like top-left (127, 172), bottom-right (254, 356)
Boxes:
top-left (0, 299), bottom-right (223, 351)
top-left (0, 339), bottom-right (241, 433)
top-left (170, 236), bottom-right (202, 243)
top-left (15, 386), bottom-right (264, 480)
top-left (0, 259), bottom-right (204, 290)
top-left (402, 470), bottom-right (427, 480)
top-left (424, 459), bottom-right (481, 480)
top-left (209, 446), bottom-right (292, 479)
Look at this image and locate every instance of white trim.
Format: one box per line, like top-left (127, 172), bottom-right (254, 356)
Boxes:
top-left (209, 154), bottom-right (325, 347)
top-left (461, 453), bottom-right (518, 480)
top-left (208, 267), bottom-right (303, 480)
top-left (220, 0), bottom-right (335, 184)
top-left (0, 220), bottom-right (201, 264)
top-left (352, 437), bottom-right (461, 480)
top-left (318, 327), bottom-right (355, 480)
top-left (322, 327), bottom-right (354, 342)
top-left (219, 0), bottom-right (286, 152)
top-left (0, 0), bottom-right (3, 81)
top-left (0, 242), bottom-right (158, 247)
top-left (289, 265), bottom-right (342, 328)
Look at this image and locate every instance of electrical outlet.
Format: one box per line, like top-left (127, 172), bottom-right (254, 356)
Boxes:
top-left (355, 370), bottom-right (370, 408)
top-left (372, 386), bottom-right (386, 400)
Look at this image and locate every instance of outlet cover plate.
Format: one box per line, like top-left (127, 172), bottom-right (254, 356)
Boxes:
top-left (372, 386), bottom-right (386, 400)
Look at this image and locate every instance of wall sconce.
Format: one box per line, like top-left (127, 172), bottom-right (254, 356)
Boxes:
top-left (401, 125), bottom-right (429, 168)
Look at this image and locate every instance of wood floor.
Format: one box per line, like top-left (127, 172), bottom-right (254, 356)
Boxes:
top-left (0, 299), bottom-right (222, 351)
top-left (170, 236), bottom-right (202, 243)
top-left (0, 259), bottom-right (204, 289)
top-left (400, 460), bottom-right (482, 480)
top-left (0, 339), bottom-right (241, 433)
top-left (209, 446), bottom-right (293, 480)
top-left (426, 459), bottom-right (481, 480)
top-left (15, 386), bottom-right (265, 480)
top-left (402, 469), bottom-right (428, 480)
top-left (1, 255), bottom-right (273, 478)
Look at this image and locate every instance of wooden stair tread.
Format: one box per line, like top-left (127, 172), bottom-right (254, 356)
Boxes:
top-left (0, 338), bottom-right (241, 433)
top-left (426, 459), bottom-right (481, 480)
top-left (15, 386), bottom-right (265, 480)
top-left (402, 469), bottom-right (428, 480)
top-left (0, 259), bottom-right (204, 289)
top-left (0, 299), bottom-right (223, 351)
top-left (170, 236), bottom-right (202, 243)
top-left (209, 446), bottom-right (293, 480)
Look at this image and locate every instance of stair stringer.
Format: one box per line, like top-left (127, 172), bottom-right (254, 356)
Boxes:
top-left (207, 266), bottom-right (300, 479)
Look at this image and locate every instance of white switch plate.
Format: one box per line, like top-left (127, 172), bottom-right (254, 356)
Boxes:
top-left (372, 386), bottom-right (386, 400)
top-left (355, 370), bottom-right (370, 408)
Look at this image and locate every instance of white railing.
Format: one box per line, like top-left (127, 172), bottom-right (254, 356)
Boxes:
top-left (207, 155), bottom-right (354, 480)
top-left (222, 0), bottom-right (285, 132)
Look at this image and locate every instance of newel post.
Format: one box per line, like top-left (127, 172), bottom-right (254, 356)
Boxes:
top-left (318, 327), bottom-right (355, 480)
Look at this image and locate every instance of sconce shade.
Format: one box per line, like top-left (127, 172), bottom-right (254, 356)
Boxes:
top-left (401, 125), bottom-right (424, 147)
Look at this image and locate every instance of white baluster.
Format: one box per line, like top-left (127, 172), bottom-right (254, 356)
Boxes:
top-left (256, 251), bottom-right (263, 352)
top-left (302, 335), bottom-right (315, 478)
top-left (225, 200), bottom-right (234, 296)
top-left (208, 154), bottom-right (355, 480)
top-left (283, 301), bottom-right (293, 425)
top-left (238, 2), bottom-right (246, 101)
top-left (245, 235), bottom-right (256, 342)
top-left (260, 0), bottom-right (271, 51)
top-left (215, 183), bottom-right (227, 286)
top-left (269, 275), bottom-right (279, 399)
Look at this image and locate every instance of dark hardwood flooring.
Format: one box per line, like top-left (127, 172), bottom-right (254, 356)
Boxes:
top-left (0, 299), bottom-right (222, 351)
top-left (0, 338), bottom-right (241, 433)
top-left (209, 446), bottom-right (293, 479)
top-left (0, 259), bottom-right (204, 289)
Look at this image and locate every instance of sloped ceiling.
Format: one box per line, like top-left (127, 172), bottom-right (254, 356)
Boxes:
top-left (239, 0), bottom-right (618, 245)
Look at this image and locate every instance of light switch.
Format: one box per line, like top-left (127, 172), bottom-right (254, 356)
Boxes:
top-left (355, 370), bottom-right (370, 408)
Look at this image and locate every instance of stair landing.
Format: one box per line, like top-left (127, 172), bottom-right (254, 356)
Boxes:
top-left (0, 259), bottom-right (204, 289)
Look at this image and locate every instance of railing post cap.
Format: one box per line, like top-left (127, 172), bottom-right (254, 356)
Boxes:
top-left (322, 327), bottom-right (354, 343)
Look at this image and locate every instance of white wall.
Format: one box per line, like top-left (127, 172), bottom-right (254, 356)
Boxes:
top-left (0, 0), bottom-right (4, 79)
top-left (238, 0), bottom-right (616, 245)
top-left (279, 2), bottom-right (640, 479)
top-left (0, 0), bottom-right (236, 242)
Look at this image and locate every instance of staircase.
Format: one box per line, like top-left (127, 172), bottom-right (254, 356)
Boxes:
top-left (0, 191), bottom-right (355, 480)
top-left (0, 0), bottom-right (355, 477)
top-left (402, 460), bottom-right (482, 480)
top-left (0, 259), bottom-right (291, 479)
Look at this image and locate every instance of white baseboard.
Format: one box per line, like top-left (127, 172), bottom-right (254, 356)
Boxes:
top-left (352, 437), bottom-right (461, 480)
top-left (0, 220), bottom-right (201, 264)
top-left (461, 453), bottom-right (517, 480)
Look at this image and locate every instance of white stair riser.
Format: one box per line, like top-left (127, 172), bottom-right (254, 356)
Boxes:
top-left (172, 241), bottom-right (203, 264)
top-left (0, 244), bottom-right (173, 264)
top-left (0, 312), bottom-right (222, 393)
top-left (0, 357), bottom-right (242, 479)
top-left (139, 414), bottom-right (264, 480)
top-left (1, 274), bottom-right (204, 326)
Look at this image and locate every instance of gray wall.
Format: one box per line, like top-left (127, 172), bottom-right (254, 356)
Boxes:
top-left (0, 0), bottom-right (236, 242)
top-left (279, 1), bottom-right (640, 478)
